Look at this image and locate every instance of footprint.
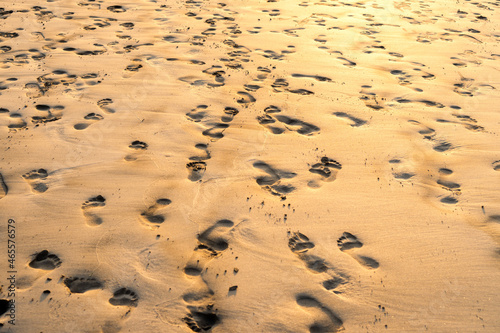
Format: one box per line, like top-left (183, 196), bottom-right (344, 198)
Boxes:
top-left (337, 232), bottom-right (379, 269)
top-left (275, 115), bottom-right (320, 135)
top-left (187, 161), bottom-right (206, 182)
top-left (81, 195), bottom-right (106, 226)
top-left (182, 221), bottom-right (233, 331)
top-left (288, 232), bottom-right (315, 253)
top-left (0, 172), bottom-right (7, 199)
top-left (28, 250), bottom-right (62, 270)
top-left (389, 159), bottom-right (416, 182)
top-left (308, 157), bottom-right (342, 187)
top-left (22, 169), bottom-right (49, 193)
top-left (109, 288), bottom-right (139, 307)
top-left (186, 105), bottom-right (207, 122)
top-left (296, 294), bottom-right (344, 332)
top-left (220, 107), bottom-right (239, 123)
top-left (493, 161), bottom-right (500, 171)
top-left (333, 112), bottom-right (366, 127)
top-left (288, 232), bottom-right (328, 273)
top-left (64, 277), bottom-right (103, 293)
top-left (202, 123), bottom-right (229, 140)
top-left (189, 144), bottom-right (211, 161)
top-left (236, 91), bottom-right (256, 104)
top-left (97, 98), bottom-right (115, 113)
top-left (74, 113), bottom-right (103, 130)
top-left (184, 219), bottom-right (234, 276)
top-left (140, 198), bottom-right (171, 226)
top-left (183, 305), bottom-right (220, 332)
top-left (253, 161), bottom-right (297, 198)
top-left (129, 140), bottom-right (148, 150)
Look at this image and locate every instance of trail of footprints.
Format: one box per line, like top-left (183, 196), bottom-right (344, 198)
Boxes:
top-left (18, 249), bottom-right (139, 321)
top-left (182, 219), bottom-right (235, 332)
top-left (185, 104), bottom-right (239, 182)
top-left (288, 231), bottom-right (379, 332)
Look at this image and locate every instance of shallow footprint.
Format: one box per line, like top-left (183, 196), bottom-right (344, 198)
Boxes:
top-left (22, 169), bottom-right (49, 193)
top-left (28, 250), bottom-right (62, 270)
top-left (81, 195), bottom-right (106, 226)
top-left (140, 198), bottom-right (171, 227)
top-left (333, 112), bottom-right (366, 127)
top-left (109, 288), bottom-right (139, 307)
top-left (64, 276), bottom-right (103, 293)
top-left (337, 232), bottom-right (379, 269)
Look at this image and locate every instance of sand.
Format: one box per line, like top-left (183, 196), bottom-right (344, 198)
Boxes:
top-left (0, 0), bottom-right (499, 332)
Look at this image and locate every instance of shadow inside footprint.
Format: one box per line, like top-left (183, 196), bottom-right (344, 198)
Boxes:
top-left (296, 295), bottom-right (344, 332)
top-left (357, 256), bottom-right (379, 269)
top-left (288, 232), bottom-right (315, 253)
top-left (64, 277), bottom-right (103, 293)
top-left (29, 250), bottom-right (62, 270)
top-left (109, 288), bottom-right (139, 307)
top-left (140, 198), bottom-right (171, 225)
top-left (337, 232), bottom-right (363, 251)
top-left (275, 115), bottom-right (320, 135)
top-left (184, 306), bottom-right (220, 332)
top-left (187, 161), bottom-right (206, 182)
top-left (198, 219), bottom-right (234, 252)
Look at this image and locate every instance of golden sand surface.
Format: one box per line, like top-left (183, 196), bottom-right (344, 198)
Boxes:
top-left (0, 0), bottom-right (499, 332)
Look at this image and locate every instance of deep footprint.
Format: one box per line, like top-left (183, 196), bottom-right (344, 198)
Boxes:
top-left (183, 305), bottom-right (220, 332)
top-left (64, 277), bottom-right (103, 293)
top-left (187, 162), bottom-right (206, 182)
top-left (29, 250), bottom-right (62, 270)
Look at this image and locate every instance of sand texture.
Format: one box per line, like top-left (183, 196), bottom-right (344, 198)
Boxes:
top-left (0, 0), bottom-right (499, 332)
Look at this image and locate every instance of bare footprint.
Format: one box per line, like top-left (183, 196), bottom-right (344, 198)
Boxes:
top-left (97, 98), bottom-right (115, 113)
top-left (22, 169), bottom-right (49, 193)
top-left (337, 232), bottom-right (379, 269)
top-left (288, 232), bottom-right (348, 292)
top-left (183, 305), bottom-right (220, 332)
top-left (64, 276), bottom-right (103, 293)
top-left (308, 157), bottom-right (342, 188)
top-left (140, 198), bottom-right (171, 226)
top-left (184, 219), bottom-right (234, 277)
top-left (275, 115), bottom-right (320, 136)
top-left (74, 113), bottom-right (103, 130)
top-left (333, 112), bottom-right (366, 127)
top-left (187, 161), bottom-right (206, 182)
top-left (28, 250), bottom-right (62, 270)
top-left (296, 294), bottom-right (344, 332)
top-left (109, 288), bottom-right (139, 307)
top-left (81, 195), bottom-right (106, 226)
top-left (253, 161), bottom-right (297, 198)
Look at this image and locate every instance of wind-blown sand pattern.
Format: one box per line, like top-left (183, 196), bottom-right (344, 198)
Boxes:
top-left (0, 0), bottom-right (499, 332)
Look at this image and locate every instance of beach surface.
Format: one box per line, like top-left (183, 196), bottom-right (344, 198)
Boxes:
top-left (0, 0), bottom-right (499, 332)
